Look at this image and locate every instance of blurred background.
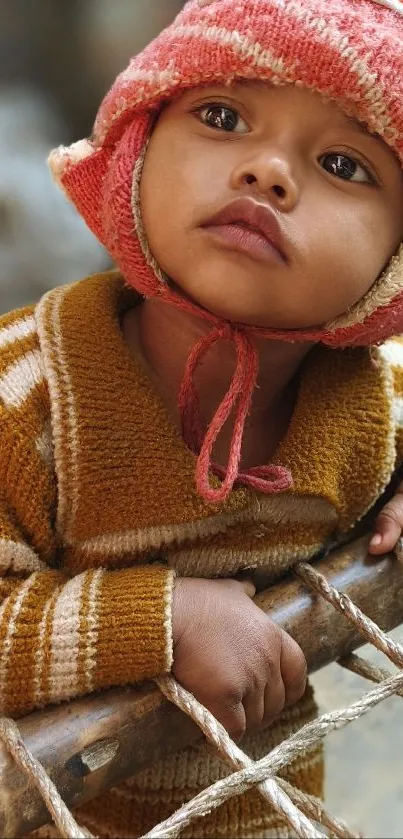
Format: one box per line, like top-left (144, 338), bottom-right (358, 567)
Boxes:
top-left (0, 0), bottom-right (183, 312)
top-left (1, 2), bottom-right (403, 836)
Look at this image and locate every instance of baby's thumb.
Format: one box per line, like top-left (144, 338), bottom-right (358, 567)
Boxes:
top-left (239, 578), bottom-right (256, 598)
top-left (370, 499), bottom-right (403, 554)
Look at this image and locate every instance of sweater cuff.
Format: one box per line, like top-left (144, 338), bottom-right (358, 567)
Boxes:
top-left (95, 565), bottom-right (175, 687)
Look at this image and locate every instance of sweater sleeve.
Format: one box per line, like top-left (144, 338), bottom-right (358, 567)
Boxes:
top-left (0, 308), bottom-right (174, 719)
top-left (384, 337), bottom-right (403, 467)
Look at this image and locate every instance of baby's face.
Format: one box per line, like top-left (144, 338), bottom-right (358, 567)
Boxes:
top-left (140, 81), bottom-right (403, 329)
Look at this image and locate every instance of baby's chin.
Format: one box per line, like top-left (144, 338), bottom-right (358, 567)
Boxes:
top-left (166, 275), bottom-right (328, 331)
top-left (187, 295), bottom-right (323, 332)
top-left (165, 277), bottom-right (319, 331)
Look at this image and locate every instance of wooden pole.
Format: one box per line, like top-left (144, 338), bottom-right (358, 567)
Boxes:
top-left (1, 535), bottom-right (403, 837)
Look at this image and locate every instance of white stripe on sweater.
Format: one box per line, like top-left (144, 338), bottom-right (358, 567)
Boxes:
top-left (378, 341), bottom-right (403, 368)
top-left (0, 316), bottom-right (36, 350)
top-left (36, 286), bottom-right (81, 540)
top-left (0, 350), bottom-right (45, 409)
top-left (49, 573), bottom-right (87, 702)
top-left (33, 587), bottom-right (61, 706)
top-left (0, 539), bottom-right (47, 573)
top-left (393, 397), bottom-right (403, 427)
top-left (0, 575), bottom-right (39, 709)
top-left (83, 570), bottom-right (103, 694)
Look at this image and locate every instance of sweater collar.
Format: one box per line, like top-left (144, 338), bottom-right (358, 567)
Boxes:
top-left (37, 271), bottom-right (396, 553)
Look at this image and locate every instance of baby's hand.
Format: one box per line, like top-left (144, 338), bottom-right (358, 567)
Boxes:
top-left (172, 577), bottom-right (307, 740)
top-left (369, 481), bottom-right (403, 555)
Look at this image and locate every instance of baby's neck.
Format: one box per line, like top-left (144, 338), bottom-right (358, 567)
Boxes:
top-left (122, 298), bottom-right (313, 468)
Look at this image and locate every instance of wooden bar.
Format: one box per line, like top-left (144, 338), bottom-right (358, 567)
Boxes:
top-left (1, 535), bottom-right (403, 836)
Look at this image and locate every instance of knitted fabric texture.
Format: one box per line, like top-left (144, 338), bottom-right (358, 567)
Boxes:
top-left (49, 0), bottom-right (403, 502)
top-left (4, 270), bottom-right (403, 836)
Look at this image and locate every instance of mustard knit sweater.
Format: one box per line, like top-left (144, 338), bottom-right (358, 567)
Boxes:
top-left (1, 272), bottom-right (402, 839)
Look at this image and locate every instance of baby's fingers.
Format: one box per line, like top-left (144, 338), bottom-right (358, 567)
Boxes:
top-left (370, 488), bottom-right (403, 554)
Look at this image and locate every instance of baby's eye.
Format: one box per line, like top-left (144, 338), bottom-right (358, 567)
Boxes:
top-left (197, 104), bottom-right (249, 134)
top-left (319, 153), bottom-right (373, 184)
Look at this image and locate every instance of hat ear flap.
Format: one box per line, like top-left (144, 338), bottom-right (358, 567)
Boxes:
top-left (48, 111), bottom-right (157, 293)
top-left (322, 244), bottom-right (403, 346)
top-left (49, 142), bottom-right (112, 246)
top-left (100, 113), bottom-right (162, 296)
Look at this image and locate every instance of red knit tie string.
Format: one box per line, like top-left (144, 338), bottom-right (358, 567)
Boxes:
top-left (178, 325), bottom-right (293, 503)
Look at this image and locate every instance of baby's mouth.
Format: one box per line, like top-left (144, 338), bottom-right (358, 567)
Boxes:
top-left (201, 196), bottom-right (289, 264)
top-left (202, 221), bottom-right (286, 265)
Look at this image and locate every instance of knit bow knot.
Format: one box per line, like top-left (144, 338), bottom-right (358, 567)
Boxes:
top-left (178, 324), bottom-right (293, 503)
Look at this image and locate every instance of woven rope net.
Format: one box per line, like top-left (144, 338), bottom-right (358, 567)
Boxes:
top-left (1, 556), bottom-right (403, 839)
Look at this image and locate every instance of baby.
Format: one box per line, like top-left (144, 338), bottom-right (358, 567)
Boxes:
top-left (1, 0), bottom-right (403, 837)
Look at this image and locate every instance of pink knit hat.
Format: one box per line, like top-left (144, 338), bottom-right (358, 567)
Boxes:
top-left (50, 0), bottom-right (403, 502)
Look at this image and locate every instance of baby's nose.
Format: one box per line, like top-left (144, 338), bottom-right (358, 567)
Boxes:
top-left (232, 153), bottom-right (300, 211)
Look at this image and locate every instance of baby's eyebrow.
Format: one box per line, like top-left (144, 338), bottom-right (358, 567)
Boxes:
top-left (343, 115), bottom-right (372, 136)
top-left (341, 114), bottom-right (400, 165)
top-left (341, 114), bottom-right (389, 149)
